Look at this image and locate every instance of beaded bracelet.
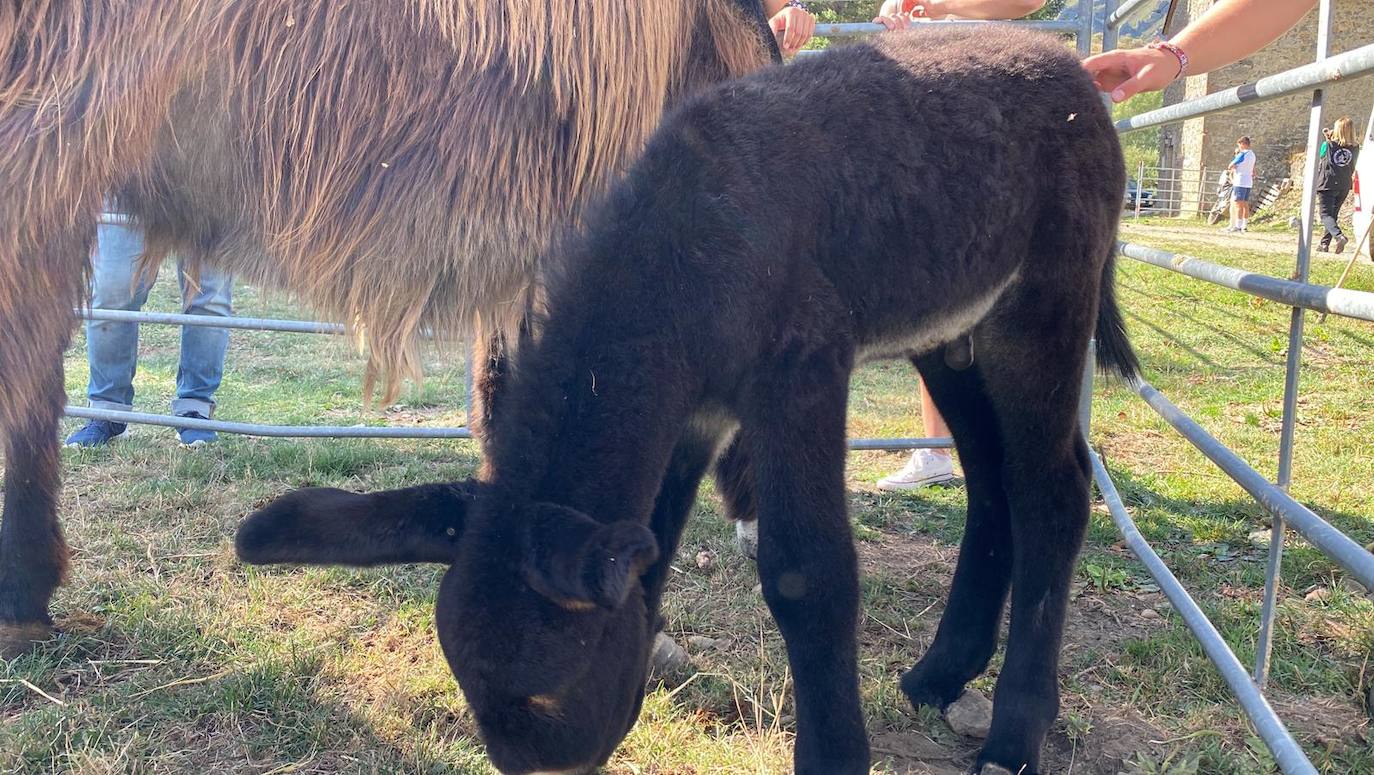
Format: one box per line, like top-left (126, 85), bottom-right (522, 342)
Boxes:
top-left (784, 0), bottom-right (810, 11)
top-left (1147, 38), bottom-right (1189, 81)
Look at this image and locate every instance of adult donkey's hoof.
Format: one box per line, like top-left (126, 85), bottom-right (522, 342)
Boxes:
top-left (0, 621), bottom-right (54, 660)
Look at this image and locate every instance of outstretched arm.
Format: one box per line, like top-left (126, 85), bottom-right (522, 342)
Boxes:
top-left (1083, 0), bottom-right (1316, 103)
top-left (874, 0), bottom-right (1044, 29)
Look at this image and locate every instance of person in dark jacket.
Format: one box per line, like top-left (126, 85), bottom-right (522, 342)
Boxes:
top-left (1317, 116), bottom-right (1360, 253)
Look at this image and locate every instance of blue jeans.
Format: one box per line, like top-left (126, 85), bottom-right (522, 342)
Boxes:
top-left (85, 222), bottom-right (233, 417)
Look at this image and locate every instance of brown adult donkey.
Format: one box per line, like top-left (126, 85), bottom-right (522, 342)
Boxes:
top-left (0, 0), bottom-right (781, 656)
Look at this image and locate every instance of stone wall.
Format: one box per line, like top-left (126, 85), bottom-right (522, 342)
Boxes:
top-left (1165, 0), bottom-right (1374, 214)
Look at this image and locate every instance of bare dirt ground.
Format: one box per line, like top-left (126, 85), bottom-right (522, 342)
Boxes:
top-left (1122, 221), bottom-right (1374, 265)
top-left (851, 531), bottom-right (1176, 775)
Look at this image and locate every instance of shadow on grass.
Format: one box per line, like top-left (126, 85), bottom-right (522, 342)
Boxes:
top-left (2, 585), bottom-right (489, 774)
top-left (1096, 462), bottom-right (1373, 589)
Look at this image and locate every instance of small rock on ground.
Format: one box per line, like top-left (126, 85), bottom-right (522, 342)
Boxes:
top-left (649, 632), bottom-right (693, 678)
top-left (977, 765), bottom-right (1015, 775)
top-left (695, 550), bottom-right (717, 572)
top-left (686, 635), bottom-right (719, 651)
top-left (944, 688), bottom-right (993, 739)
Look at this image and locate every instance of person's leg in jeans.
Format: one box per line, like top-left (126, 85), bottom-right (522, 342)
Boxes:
top-left (171, 261), bottom-right (232, 444)
top-left (66, 223), bottom-right (158, 446)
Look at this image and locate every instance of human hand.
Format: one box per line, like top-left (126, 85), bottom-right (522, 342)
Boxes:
top-left (770, 5), bottom-right (816, 57)
top-left (873, 12), bottom-right (912, 31)
top-left (1081, 46), bottom-right (1184, 103)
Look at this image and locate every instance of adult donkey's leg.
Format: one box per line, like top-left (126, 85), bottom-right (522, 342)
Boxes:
top-left (470, 314), bottom-right (534, 476)
top-left (0, 2), bottom-right (209, 655)
top-left (744, 342), bottom-right (868, 775)
top-left (469, 330), bottom-right (510, 449)
top-left (0, 224), bottom-right (92, 657)
top-left (900, 352), bottom-right (1013, 711)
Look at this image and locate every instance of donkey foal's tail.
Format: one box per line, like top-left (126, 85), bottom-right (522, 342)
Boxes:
top-left (1094, 249), bottom-right (1141, 385)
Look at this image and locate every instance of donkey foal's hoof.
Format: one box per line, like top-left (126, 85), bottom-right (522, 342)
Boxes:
top-left (733, 519), bottom-right (758, 559)
top-left (899, 663), bottom-right (964, 712)
top-left (0, 621), bottom-right (55, 660)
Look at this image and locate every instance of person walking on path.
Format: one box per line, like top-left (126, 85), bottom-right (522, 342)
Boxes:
top-left (1317, 116), bottom-right (1360, 253)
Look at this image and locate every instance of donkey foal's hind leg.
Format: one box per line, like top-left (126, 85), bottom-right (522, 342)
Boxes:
top-left (900, 354), bottom-right (1013, 711)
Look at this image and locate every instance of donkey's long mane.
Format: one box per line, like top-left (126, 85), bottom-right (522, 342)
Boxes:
top-left (1, 0), bottom-right (771, 401)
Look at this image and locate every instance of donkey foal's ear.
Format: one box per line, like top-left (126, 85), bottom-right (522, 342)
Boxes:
top-left (236, 482), bottom-right (476, 567)
top-left (523, 504), bottom-right (659, 611)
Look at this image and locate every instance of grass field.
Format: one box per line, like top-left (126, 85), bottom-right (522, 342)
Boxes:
top-left (2, 220), bottom-right (1372, 774)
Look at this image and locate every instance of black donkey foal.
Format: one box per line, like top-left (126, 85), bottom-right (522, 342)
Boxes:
top-left (236, 26), bottom-right (1138, 775)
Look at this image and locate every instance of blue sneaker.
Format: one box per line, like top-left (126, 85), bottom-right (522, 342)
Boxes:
top-left (175, 411), bottom-right (218, 447)
top-left (64, 420), bottom-right (127, 447)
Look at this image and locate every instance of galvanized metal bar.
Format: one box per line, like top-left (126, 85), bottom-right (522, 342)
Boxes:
top-left (63, 406), bottom-right (952, 450)
top-left (1076, 0), bottom-right (1092, 57)
top-left (77, 307), bottom-right (347, 335)
top-left (849, 436), bottom-right (954, 451)
top-left (1115, 42), bottom-right (1374, 133)
top-left (65, 406), bottom-right (474, 439)
top-left (1089, 451), bottom-right (1319, 775)
top-left (1071, 0), bottom-right (1093, 58)
top-left (1105, 0), bottom-right (1156, 29)
top-left (1134, 159), bottom-right (1144, 220)
top-left (1117, 242), bottom-right (1374, 322)
top-left (1077, 340), bottom-right (1096, 435)
top-left (1257, 0), bottom-right (1333, 693)
top-left (1135, 382), bottom-right (1374, 591)
top-left (812, 20), bottom-right (1079, 38)
top-left (1102, 0), bottom-right (1122, 55)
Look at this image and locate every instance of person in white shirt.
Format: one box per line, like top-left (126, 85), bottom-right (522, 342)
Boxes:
top-left (1226, 136), bottom-right (1257, 232)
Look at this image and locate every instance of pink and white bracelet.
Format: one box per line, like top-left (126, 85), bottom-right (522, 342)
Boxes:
top-left (1147, 38), bottom-right (1189, 81)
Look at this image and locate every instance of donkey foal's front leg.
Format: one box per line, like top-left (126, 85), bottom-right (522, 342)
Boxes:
top-left (745, 345), bottom-right (868, 774)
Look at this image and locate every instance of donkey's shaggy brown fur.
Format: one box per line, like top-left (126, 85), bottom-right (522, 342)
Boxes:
top-left (0, 0), bottom-right (775, 651)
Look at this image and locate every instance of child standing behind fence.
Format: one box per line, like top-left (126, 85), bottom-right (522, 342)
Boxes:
top-left (1317, 116), bottom-right (1360, 254)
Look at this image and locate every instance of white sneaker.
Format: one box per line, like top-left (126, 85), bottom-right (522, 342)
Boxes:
top-left (877, 449), bottom-right (956, 491)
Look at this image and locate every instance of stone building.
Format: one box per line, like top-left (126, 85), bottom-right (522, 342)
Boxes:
top-left (1156, 0), bottom-right (1374, 216)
